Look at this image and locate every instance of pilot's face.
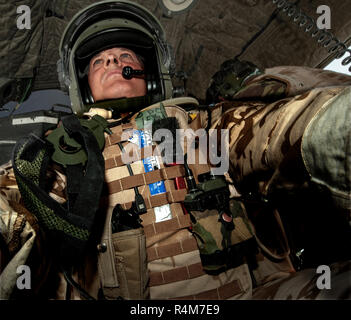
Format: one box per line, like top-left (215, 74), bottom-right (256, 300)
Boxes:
top-left (88, 47), bottom-right (146, 101)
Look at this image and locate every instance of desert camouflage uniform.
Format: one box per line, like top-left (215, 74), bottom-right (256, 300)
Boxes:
top-left (210, 66), bottom-right (351, 212)
top-left (206, 66), bottom-right (351, 299)
top-left (1, 66), bottom-right (350, 299)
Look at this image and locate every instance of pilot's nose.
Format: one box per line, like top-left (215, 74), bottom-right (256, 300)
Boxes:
top-left (105, 54), bottom-right (119, 67)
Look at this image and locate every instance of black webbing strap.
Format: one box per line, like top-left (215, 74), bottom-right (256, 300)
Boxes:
top-left (61, 115), bottom-right (105, 225)
top-left (66, 164), bottom-right (84, 213)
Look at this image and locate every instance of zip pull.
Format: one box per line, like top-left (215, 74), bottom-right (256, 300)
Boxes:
top-left (134, 192), bottom-right (147, 215)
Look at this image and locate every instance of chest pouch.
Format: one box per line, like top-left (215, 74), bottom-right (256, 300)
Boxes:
top-left (183, 160), bottom-right (258, 275)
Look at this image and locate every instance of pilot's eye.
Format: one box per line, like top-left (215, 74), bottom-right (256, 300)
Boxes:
top-left (93, 58), bottom-right (103, 66)
top-left (120, 53), bottom-right (134, 61)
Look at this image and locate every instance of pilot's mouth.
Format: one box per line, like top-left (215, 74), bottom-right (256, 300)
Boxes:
top-left (105, 69), bottom-right (122, 80)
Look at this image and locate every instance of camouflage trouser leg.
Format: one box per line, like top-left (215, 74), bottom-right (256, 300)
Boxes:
top-left (214, 86), bottom-right (350, 213)
top-left (301, 86), bottom-right (351, 213)
top-left (251, 260), bottom-right (351, 300)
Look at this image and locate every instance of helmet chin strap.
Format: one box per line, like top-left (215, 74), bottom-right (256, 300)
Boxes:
top-left (85, 95), bottom-right (152, 119)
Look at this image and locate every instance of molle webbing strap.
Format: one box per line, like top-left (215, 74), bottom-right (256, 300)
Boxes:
top-left (143, 214), bottom-right (191, 238)
top-left (141, 203), bottom-right (184, 226)
top-left (147, 237), bottom-right (198, 262)
top-left (105, 124), bottom-right (134, 146)
top-left (104, 145), bottom-right (156, 168)
top-left (120, 189), bottom-right (188, 211)
top-left (169, 280), bottom-right (243, 300)
top-left (107, 165), bottom-right (185, 194)
top-left (149, 262), bottom-right (205, 286)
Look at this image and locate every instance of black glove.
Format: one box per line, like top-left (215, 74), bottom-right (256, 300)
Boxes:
top-left (206, 59), bottom-right (261, 104)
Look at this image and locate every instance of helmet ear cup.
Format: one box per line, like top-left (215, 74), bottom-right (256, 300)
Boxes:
top-left (78, 75), bottom-right (94, 105)
top-left (146, 76), bottom-right (158, 95)
top-left (82, 83), bottom-right (94, 104)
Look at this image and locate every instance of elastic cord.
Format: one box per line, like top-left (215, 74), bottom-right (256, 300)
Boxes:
top-left (62, 267), bottom-right (96, 300)
top-left (245, 208), bottom-right (291, 262)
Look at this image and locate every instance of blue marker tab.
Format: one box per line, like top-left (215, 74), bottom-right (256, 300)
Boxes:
top-left (129, 127), bottom-right (172, 222)
top-left (129, 129), bottom-right (166, 195)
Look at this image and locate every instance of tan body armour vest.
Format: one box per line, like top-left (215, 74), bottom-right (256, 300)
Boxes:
top-left (96, 98), bottom-right (258, 300)
top-left (0, 97), bottom-right (295, 300)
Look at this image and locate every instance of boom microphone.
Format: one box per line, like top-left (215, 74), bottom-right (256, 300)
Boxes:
top-left (122, 66), bottom-right (145, 79)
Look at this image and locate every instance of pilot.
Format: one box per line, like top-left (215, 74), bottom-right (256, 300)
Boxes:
top-left (0, 0), bottom-right (350, 300)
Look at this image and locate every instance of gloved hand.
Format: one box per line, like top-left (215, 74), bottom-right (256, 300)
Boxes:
top-left (206, 59), bottom-right (261, 104)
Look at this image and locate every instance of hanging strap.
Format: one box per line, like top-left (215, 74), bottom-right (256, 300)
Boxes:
top-left (248, 209), bottom-right (291, 262)
top-left (60, 115), bottom-right (105, 225)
